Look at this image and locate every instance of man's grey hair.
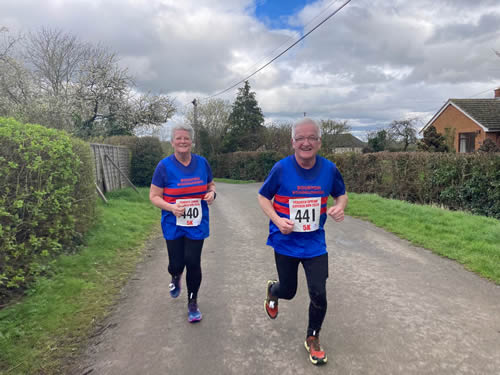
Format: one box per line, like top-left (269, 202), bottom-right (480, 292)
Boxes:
top-left (171, 123), bottom-right (194, 140)
top-left (291, 118), bottom-right (322, 139)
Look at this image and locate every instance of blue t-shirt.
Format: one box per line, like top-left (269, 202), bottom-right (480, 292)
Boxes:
top-left (151, 154), bottom-right (213, 240)
top-left (259, 155), bottom-right (346, 258)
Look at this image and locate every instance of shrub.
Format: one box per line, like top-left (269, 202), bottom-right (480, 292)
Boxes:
top-left (478, 138), bottom-right (500, 153)
top-left (0, 117), bottom-right (96, 301)
top-left (71, 137), bottom-right (97, 237)
top-left (130, 137), bottom-right (164, 186)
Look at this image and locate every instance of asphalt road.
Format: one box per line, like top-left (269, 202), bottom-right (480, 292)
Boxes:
top-left (75, 183), bottom-right (500, 375)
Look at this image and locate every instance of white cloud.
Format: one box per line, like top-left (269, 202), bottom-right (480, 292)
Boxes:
top-left (1, 0), bottom-right (500, 138)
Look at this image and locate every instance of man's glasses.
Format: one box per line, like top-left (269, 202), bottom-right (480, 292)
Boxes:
top-left (293, 136), bottom-right (320, 143)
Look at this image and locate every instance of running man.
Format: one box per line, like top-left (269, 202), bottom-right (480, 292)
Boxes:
top-left (258, 118), bottom-right (347, 365)
top-left (150, 123), bottom-right (216, 323)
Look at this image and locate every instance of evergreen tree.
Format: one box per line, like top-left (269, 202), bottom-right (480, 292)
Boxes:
top-left (418, 125), bottom-right (449, 152)
top-left (367, 129), bottom-right (389, 152)
top-left (223, 81), bottom-right (265, 152)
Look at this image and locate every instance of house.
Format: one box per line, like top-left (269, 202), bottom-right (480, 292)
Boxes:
top-left (421, 88), bottom-right (500, 153)
top-left (329, 133), bottom-right (366, 153)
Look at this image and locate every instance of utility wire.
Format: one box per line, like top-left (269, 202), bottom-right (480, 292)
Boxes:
top-left (204, 0), bottom-right (353, 100)
top-left (235, 0), bottom-right (342, 82)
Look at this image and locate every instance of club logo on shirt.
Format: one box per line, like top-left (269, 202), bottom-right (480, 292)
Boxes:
top-left (293, 185), bottom-right (324, 195)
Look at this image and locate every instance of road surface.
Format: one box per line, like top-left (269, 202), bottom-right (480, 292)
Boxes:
top-left (74, 183), bottom-right (500, 375)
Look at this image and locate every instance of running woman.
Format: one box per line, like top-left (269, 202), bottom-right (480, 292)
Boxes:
top-left (258, 118), bottom-right (347, 365)
top-left (150, 123), bottom-right (216, 323)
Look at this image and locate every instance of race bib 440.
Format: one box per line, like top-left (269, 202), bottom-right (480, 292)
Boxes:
top-left (289, 197), bottom-right (321, 232)
top-left (176, 199), bottom-right (202, 227)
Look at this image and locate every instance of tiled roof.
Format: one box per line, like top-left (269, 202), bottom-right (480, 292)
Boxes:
top-left (329, 133), bottom-right (366, 148)
top-left (450, 99), bottom-right (500, 131)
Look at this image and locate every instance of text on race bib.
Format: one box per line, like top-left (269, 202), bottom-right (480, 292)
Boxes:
top-left (289, 197), bottom-right (321, 232)
top-left (176, 198), bottom-right (202, 227)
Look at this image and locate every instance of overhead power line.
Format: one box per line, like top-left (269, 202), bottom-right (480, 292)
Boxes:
top-left (236, 0), bottom-right (342, 82)
top-left (204, 0), bottom-right (353, 100)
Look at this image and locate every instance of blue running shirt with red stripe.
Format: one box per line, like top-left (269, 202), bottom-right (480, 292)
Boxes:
top-left (152, 154), bottom-right (213, 240)
top-left (259, 155), bottom-right (346, 258)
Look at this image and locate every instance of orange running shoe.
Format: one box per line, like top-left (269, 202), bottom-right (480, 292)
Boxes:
top-left (304, 336), bottom-right (327, 365)
top-left (264, 280), bottom-right (278, 319)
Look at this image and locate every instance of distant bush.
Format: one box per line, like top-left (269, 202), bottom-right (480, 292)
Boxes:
top-left (209, 151), bottom-right (284, 181)
top-left (328, 152), bottom-right (500, 219)
top-left (0, 117), bottom-right (97, 301)
top-left (130, 137), bottom-right (164, 186)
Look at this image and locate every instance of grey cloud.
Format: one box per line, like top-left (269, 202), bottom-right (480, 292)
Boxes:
top-left (428, 13), bottom-right (500, 44)
top-left (2, 0), bottom-right (500, 138)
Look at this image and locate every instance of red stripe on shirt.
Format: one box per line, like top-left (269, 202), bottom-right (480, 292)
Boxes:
top-left (274, 194), bottom-right (289, 204)
top-left (273, 202), bottom-right (290, 215)
top-left (163, 184), bottom-right (207, 196)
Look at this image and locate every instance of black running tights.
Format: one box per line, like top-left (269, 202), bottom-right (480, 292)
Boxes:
top-left (165, 237), bottom-right (204, 300)
top-left (270, 252), bottom-right (328, 337)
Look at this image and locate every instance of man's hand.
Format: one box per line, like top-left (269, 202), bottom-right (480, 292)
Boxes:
top-left (327, 205), bottom-right (344, 222)
top-left (275, 217), bottom-right (295, 234)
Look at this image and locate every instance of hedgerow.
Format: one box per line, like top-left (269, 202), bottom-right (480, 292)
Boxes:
top-left (0, 117), bottom-right (96, 302)
top-left (329, 152), bottom-right (500, 219)
top-left (209, 151), bottom-right (283, 181)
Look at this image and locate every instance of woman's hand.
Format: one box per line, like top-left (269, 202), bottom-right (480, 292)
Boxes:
top-left (170, 202), bottom-right (186, 217)
top-left (203, 191), bottom-right (216, 205)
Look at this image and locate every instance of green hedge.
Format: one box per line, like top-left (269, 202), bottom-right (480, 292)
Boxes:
top-left (209, 151), bottom-right (284, 181)
top-left (209, 150), bottom-right (499, 219)
top-left (0, 117), bottom-right (96, 301)
top-left (328, 152), bottom-right (500, 219)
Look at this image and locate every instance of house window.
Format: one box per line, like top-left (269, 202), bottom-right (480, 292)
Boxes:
top-left (459, 133), bottom-right (476, 153)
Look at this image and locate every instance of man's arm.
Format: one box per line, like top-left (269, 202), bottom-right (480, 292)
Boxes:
top-left (326, 193), bottom-right (348, 222)
top-left (257, 194), bottom-right (294, 234)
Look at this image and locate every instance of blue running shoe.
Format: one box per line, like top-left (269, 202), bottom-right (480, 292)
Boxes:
top-left (188, 300), bottom-right (202, 323)
top-left (169, 275), bottom-right (181, 298)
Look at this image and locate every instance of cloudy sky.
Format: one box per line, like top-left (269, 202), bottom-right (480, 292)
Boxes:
top-left (2, 0), bottom-right (500, 139)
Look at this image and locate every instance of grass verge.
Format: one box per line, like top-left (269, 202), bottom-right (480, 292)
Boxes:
top-left (0, 188), bottom-right (160, 374)
top-left (214, 177), bottom-right (257, 184)
top-left (341, 193), bottom-right (500, 284)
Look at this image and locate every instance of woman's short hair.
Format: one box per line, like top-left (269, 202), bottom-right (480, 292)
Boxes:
top-left (171, 123), bottom-right (194, 140)
top-left (292, 118), bottom-right (322, 139)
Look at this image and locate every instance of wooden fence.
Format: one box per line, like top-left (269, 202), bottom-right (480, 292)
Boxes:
top-left (90, 143), bottom-right (132, 194)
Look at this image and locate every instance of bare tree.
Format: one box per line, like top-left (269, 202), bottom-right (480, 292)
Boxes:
top-left (387, 118), bottom-right (419, 151)
top-left (1, 27), bottom-right (177, 137)
top-left (23, 27), bottom-right (87, 96)
top-left (0, 27), bottom-right (20, 61)
top-left (185, 98), bottom-right (231, 155)
top-left (320, 119), bottom-right (351, 135)
top-left (0, 27), bottom-right (34, 119)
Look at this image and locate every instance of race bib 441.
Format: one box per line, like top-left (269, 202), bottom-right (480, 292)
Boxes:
top-left (289, 197), bottom-right (321, 232)
top-left (176, 199), bottom-right (202, 227)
